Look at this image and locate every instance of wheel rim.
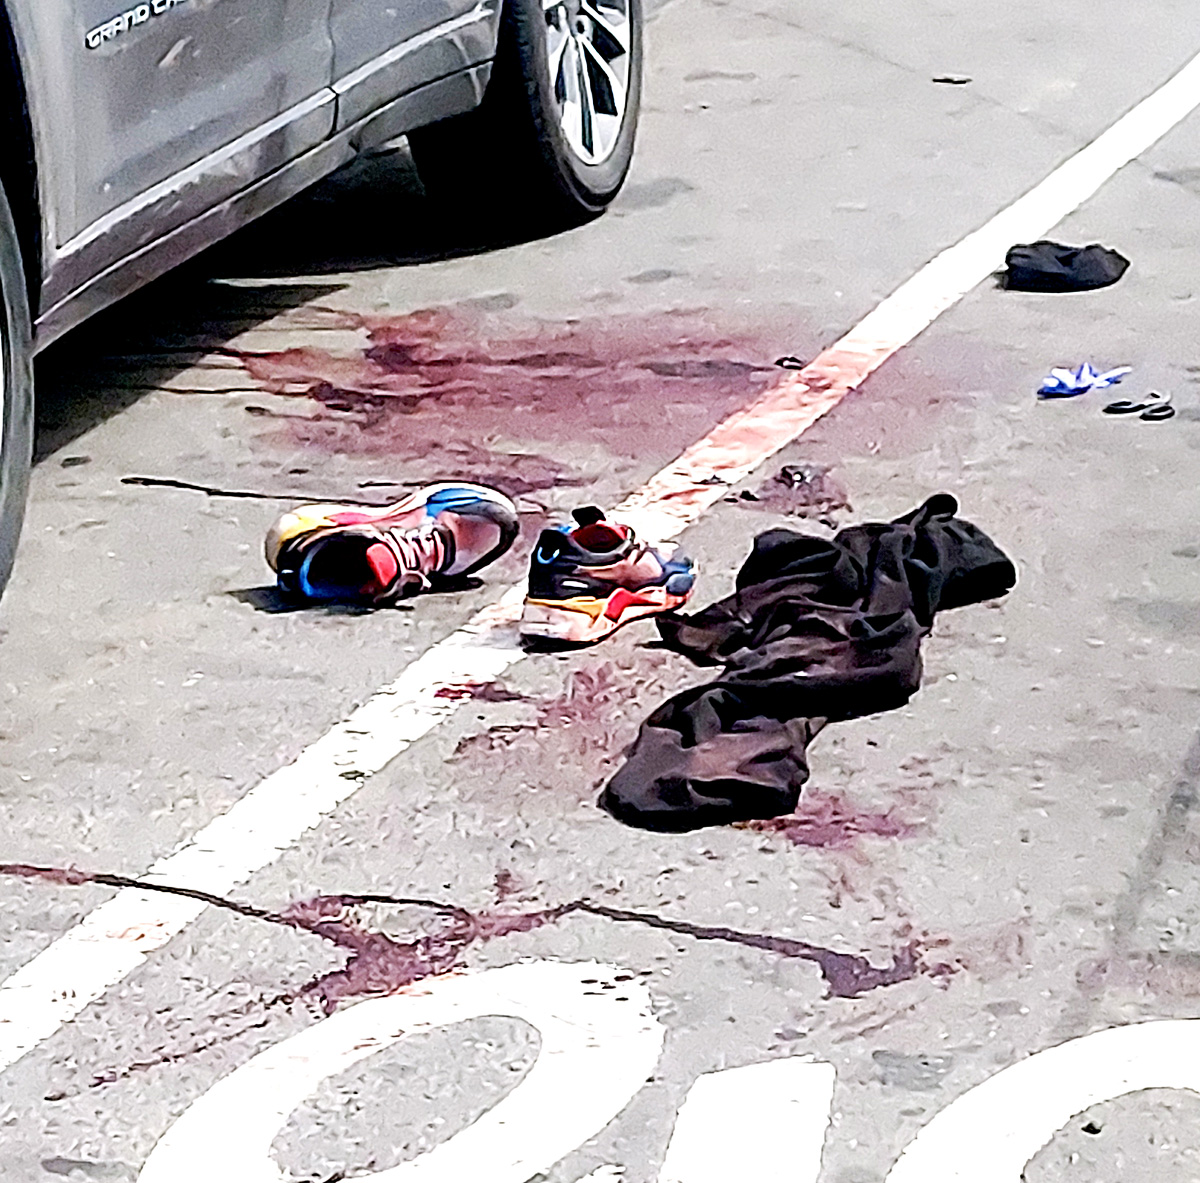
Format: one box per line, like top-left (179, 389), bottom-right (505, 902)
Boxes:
top-left (0, 323), bottom-right (6, 459)
top-left (543, 0), bottom-right (632, 165)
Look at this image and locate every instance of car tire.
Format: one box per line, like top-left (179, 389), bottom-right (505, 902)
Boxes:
top-left (0, 181), bottom-right (33, 601)
top-left (408, 0), bottom-right (643, 224)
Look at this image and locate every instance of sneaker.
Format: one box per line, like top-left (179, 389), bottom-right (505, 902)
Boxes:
top-left (521, 506), bottom-right (695, 644)
top-left (266, 482), bottom-right (519, 604)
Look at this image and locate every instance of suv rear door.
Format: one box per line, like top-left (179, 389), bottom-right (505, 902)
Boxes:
top-left (16, 0), bottom-right (335, 313)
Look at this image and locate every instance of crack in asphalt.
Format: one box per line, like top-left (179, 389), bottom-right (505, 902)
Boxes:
top-left (1107, 731), bottom-right (1200, 959)
top-left (726, 0), bottom-right (1080, 147)
top-left (120, 476), bottom-right (391, 505)
top-left (1053, 730), bottom-right (1200, 1037)
top-left (1, 863), bottom-right (929, 1001)
top-left (0, 863), bottom-right (460, 926)
top-left (573, 902), bottom-right (924, 995)
top-left (3, 862), bottom-right (934, 1091)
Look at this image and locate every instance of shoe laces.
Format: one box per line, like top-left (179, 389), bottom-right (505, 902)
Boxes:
top-left (389, 524), bottom-right (450, 591)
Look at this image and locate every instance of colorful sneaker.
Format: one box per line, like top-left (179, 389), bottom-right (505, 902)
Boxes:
top-left (266, 482), bottom-right (519, 604)
top-left (521, 507), bottom-right (695, 644)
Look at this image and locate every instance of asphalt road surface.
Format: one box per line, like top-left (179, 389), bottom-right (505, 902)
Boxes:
top-left (5, 2), bottom-right (1200, 1181)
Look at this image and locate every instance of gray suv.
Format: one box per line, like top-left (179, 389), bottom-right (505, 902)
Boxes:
top-left (0, 0), bottom-right (643, 595)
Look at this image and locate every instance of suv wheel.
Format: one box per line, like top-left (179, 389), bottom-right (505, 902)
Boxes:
top-left (0, 183), bottom-right (33, 600)
top-left (408, 0), bottom-right (643, 223)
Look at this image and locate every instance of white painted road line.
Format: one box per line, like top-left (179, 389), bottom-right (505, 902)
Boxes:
top-left (5, 46), bottom-right (1200, 1075)
top-left (137, 961), bottom-right (664, 1183)
top-left (885, 1020), bottom-right (1200, 1182)
top-left (658, 1058), bottom-right (835, 1183)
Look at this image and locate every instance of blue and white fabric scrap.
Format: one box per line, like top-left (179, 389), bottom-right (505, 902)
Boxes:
top-left (1037, 363), bottom-right (1132, 399)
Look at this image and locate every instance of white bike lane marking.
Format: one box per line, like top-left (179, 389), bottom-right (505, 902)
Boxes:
top-left (884, 1020), bottom-right (1200, 1183)
top-left (139, 959), bottom-right (1200, 1181)
top-left (5, 44), bottom-right (1200, 1074)
top-left (657, 1058), bottom-right (835, 1183)
top-left (136, 960), bottom-right (837, 1183)
top-left (137, 961), bottom-right (664, 1183)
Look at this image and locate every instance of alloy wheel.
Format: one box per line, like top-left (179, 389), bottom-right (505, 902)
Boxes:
top-left (543, 0), bottom-right (632, 165)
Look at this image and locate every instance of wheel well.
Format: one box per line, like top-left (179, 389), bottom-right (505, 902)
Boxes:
top-left (0, 6), bottom-right (41, 318)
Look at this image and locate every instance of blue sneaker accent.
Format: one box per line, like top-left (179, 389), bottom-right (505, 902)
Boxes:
top-left (424, 486), bottom-right (495, 515)
top-left (298, 549), bottom-right (322, 600)
top-left (654, 554), bottom-right (696, 592)
top-left (665, 570), bottom-right (695, 596)
top-left (297, 545), bottom-right (354, 601)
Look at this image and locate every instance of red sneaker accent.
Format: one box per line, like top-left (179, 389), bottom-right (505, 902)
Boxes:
top-left (573, 522), bottom-right (630, 551)
top-left (328, 510), bottom-right (379, 526)
top-left (364, 542), bottom-right (399, 592)
top-left (603, 587), bottom-right (659, 622)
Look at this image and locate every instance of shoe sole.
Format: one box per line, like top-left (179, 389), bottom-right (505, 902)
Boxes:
top-left (521, 586), bottom-right (690, 645)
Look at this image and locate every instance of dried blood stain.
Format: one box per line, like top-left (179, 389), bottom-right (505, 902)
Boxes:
top-left (1, 864), bottom-right (931, 1006)
top-left (270, 894), bottom-right (928, 1008)
top-left (233, 306), bottom-right (785, 493)
top-left (433, 681), bottom-right (527, 703)
top-left (276, 894), bottom-right (563, 1014)
top-left (746, 790), bottom-right (922, 850)
top-left (3, 864), bottom-right (944, 1090)
top-left (451, 665), bottom-right (641, 769)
